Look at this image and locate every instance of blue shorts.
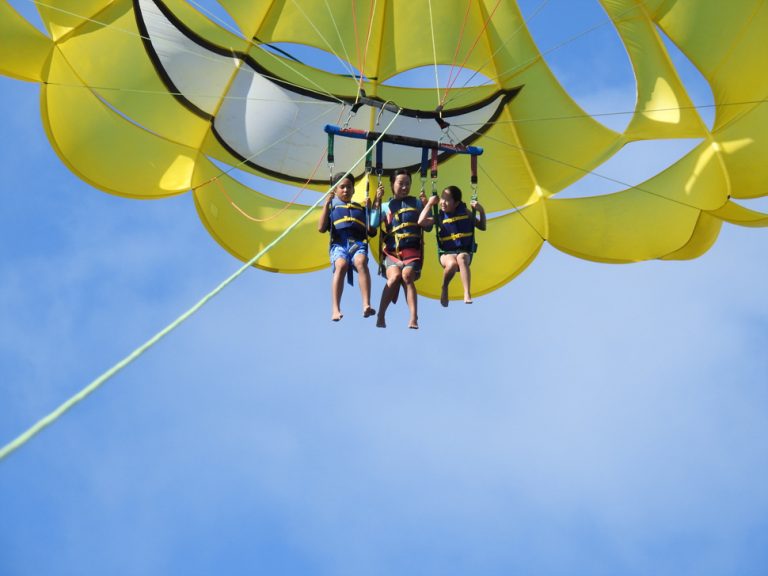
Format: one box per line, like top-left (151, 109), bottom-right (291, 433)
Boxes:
top-left (330, 239), bottom-right (368, 266)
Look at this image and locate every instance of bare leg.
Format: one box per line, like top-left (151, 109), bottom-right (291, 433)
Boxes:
top-left (457, 253), bottom-right (472, 303)
top-left (377, 266), bottom-right (402, 328)
top-left (402, 266), bottom-right (419, 329)
top-left (354, 253), bottom-right (375, 317)
top-left (439, 254), bottom-right (459, 307)
top-left (331, 258), bottom-right (348, 321)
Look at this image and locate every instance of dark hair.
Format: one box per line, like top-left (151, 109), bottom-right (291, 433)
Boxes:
top-left (443, 185), bottom-right (462, 203)
top-left (331, 172), bottom-right (354, 187)
top-left (389, 168), bottom-right (411, 185)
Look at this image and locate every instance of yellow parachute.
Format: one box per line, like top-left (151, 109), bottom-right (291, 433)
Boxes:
top-left (1, 0), bottom-right (767, 301)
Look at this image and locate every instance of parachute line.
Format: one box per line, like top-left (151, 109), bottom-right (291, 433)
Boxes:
top-left (322, 0), bottom-right (359, 80)
top-left (37, 79), bottom-right (343, 107)
top-left (455, 0), bottom-right (551, 92)
top-left (479, 164), bottom-right (545, 240)
top-left (209, 99), bottom-right (347, 185)
top-left (442, 0), bottom-right (474, 103)
top-left (442, 0), bottom-right (503, 105)
top-left (350, 0), bottom-right (378, 100)
top-left (185, 0), bottom-right (248, 41)
top-left (448, 1), bottom-right (642, 108)
top-left (137, 0), bottom-right (346, 107)
top-left (0, 109), bottom-right (403, 462)
top-left (211, 107), bottom-right (349, 223)
top-left (28, 0), bottom-right (343, 103)
top-left (452, 99), bottom-right (768, 126)
top-left (29, 0), bottom-right (348, 107)
top-left (30, 0), bottom-right (144, 41)
top-left (426, 0), bottom-right (442, 106)
top-left (287, 0), bottom-right (360, 85)
top-left (455, 124), bottom-right (716, 213)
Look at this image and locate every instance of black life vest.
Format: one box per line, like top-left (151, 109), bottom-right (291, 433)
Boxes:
top-left (330, 198), bottom-right (367, 243)
top-left (437, 202), bottom-right (475, 253)
top-left (384, 196), bottom-right (422, 253)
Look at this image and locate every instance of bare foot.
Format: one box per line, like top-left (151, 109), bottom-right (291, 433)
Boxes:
top-left (331, 312), bottom-right (343, 322)
top-left (464, 298), bottom-right (473, 304)
top-left (376, 315), bottom-right (386, 328)
top-left (363, 306), bottom-right (376, 318)
top-left (440, 285), bottom-right (449, 308)
top-left (408, 320), bottom-right (419, 330)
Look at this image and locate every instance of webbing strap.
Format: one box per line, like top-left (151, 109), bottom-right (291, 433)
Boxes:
top-left (392, 220), bottom-right (419, 233)
top-left (440, 231), bottom-right (474, 242)
top-left (442, 214), bottom-right (470, 225)
top-left (333, 216), bottom-right (366, 228)
top-left (365, 138), bottom-right (374, 173)
top-left (375, 141), bottom-right (383, 175)
top-left (327, 133), bottom-right (335, 165)
top-left (430, 149), bottom-right (441, 247)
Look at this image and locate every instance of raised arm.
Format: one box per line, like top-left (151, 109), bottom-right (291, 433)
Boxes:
top-left (471, 200), bottom-right (487, 231)
top-left (418, 195), bottom-right (438, 227)
top-left (318, 191), bottom-right (334, 233)
top-left (369, 183), bottom-right (386, 229)
top-left (364, 197), bottom-right (378, 237)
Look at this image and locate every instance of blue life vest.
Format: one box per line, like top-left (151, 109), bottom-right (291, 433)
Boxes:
top-left (384, 196), bottom-right (422, 252)
top-left (437, 202), bottom-right (475, 253)
top-left (330, 198), bottom-right (367, 243)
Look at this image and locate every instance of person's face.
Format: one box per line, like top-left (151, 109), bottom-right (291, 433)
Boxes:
top-left (439, 189), bottom-right (457, 213)
top-left (334, 178), bottom-right (354, 202)
top-left (391, 174), bottom-right (411, 199)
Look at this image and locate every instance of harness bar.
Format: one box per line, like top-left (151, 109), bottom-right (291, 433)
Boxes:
top-left (324, 125), bottom-right (483, 156)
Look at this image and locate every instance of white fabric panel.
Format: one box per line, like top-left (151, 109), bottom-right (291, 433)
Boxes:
top-left (139, 0), bottom-right (239, 115)
top-left (215, 66), bottom-right (369, 179)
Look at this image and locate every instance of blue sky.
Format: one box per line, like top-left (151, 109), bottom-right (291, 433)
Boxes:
top-left (2, 2), bottom-right (768, 575)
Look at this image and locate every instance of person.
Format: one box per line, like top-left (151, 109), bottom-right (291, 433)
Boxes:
top-left (371, 169), bottom-right (429, 329)
top-left (318, 172), bottom-right (376, 321)
top-left (418, 185), bottom-right (486, 306)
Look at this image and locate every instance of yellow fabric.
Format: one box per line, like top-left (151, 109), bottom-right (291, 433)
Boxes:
top-left (35, 0), bottom-right (114, 42)
top-left (52, 0), bottom-right (212, 147)
top-left (600, 0), bottom-right (707, 140)
top-left (657, 0), bottom-right (768, 131)
top-left (43, 49), bottom-right (197, 197)
top-left (1, 0), bottom-right (766, 298)
top-left (0, 1), bottom-right (52, 81)
top-left (193, 159), bottom-right (327, 274)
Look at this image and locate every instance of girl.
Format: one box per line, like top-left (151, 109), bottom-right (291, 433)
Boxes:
top-left (418, 185), bottom-right (486, 306)
top-left (372, 169), bottom-right (428, 329)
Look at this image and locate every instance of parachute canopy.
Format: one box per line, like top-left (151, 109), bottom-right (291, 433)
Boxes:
top-left (1, 0), bottom-right (767, 299)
